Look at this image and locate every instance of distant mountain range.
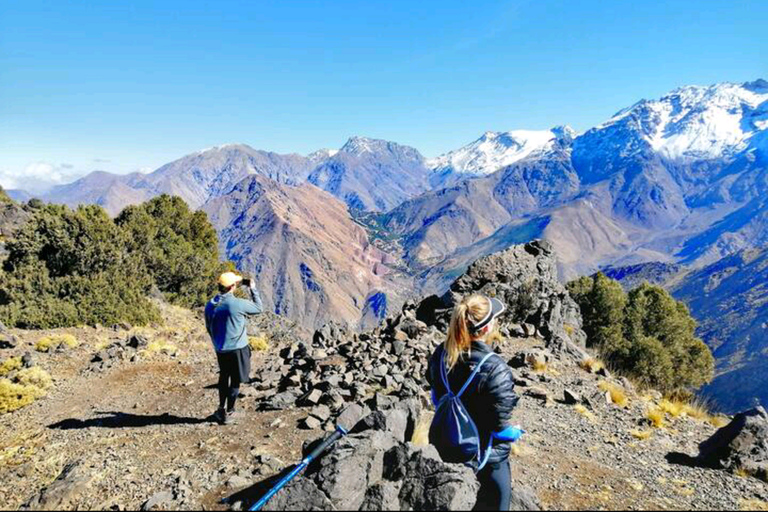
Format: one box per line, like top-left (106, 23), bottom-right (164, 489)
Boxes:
top-left (8, 79), bottom-right (768, 411)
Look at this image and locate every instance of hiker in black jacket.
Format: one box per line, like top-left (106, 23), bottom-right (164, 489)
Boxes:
top-left (427, 294), bottom-right (519, 511)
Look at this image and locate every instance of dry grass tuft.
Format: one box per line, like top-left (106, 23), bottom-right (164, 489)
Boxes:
top-left (410, 413), bottom-right (433, 446)
top-left (598, 381), bottom-right (629, 408)
top-left (35, 334), bottom-right (79, 353)
top-left (574, 404), bottom-right (596, 422)
top-left (647, 407), bottom-right (666, 428)
top-left (249, 335), bottom-right (270, 352)
top-left (630, 429), bottom-right (653, 440)
top-left (709, 414), bottom-right (730, 428)
top-left (580, 358), bottom-right (604, 374)
top-left (0, 380), bottom-right (42, 414)
top-left (146, 340), bottom-right (177, 355)
top-left (532, 360), bottom-right (548, 373)
top-left (740, 499), bottom-right (768, 511)
top-left (14, 367), bottom-right (53, 391)
top-left (0, 357), bottom-right (22, 377)
top-left (659, 399), bottom-right (684, 418)
top-left (0, 368), bottom-right (52, 414)
top-left (734, 467), bottom-right (751, 478)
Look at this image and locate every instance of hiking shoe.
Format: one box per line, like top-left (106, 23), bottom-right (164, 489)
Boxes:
top-left (224, 409), bottom-right (242, 425)
top-left (213, 408), bottom-right (227, 425)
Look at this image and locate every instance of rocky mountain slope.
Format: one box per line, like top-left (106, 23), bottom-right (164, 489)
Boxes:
top-left (307, 136), bottom-right (430, 212)
top-left (387, 80), bottom-right (768, 279)
top-left (2, 242), bottom-right (767, 511)
top-left (43, 145), bottom-right (321, 216)
top-left (203, 174), bottom-right (410, 330)
top-left (671, 248), bottom-right (768, 413)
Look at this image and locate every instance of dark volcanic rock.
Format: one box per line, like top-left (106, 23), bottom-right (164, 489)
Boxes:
top-left (261, 402), bottom-right (483, 512)
top-left (697, 406), bottom-right (768, 481)
top-left (418, 240), bottom-right (588, 357)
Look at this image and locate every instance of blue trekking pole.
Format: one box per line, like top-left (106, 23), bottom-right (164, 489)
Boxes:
top-left (249, 424), bottom-right (350, 511)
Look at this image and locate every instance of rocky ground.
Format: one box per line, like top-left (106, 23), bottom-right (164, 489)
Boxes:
top-left (1, 242), bottom-right (768, 511)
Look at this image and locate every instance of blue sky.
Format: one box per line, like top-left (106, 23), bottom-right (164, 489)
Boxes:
top-left (1, 0), bottom-right (766, 191)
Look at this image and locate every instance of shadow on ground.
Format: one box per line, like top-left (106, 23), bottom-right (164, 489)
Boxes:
top-left (665, 452), bottom-right (716, 470)
top-left (222, 465), bottom-right (298, 510)
top-left (48, 411), bottom-right (212, 430)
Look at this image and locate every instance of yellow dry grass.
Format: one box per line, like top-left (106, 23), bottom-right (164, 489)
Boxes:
top-left (0, 380), bottom-right (41, 414)
top-left (709, 415), bottom-right (730, 428)
top-left (659, 399), bottom-right (684, 418)
top-left (0, 368), bottom-right (52, 415)
top-left (145, 340), bottom-right (177, 355)
top-left (574, 404), bottom-right (596, 422)
top-left (598, 381), bottom-right (629, 408)
top-left (532, 360), bottom-right (548, 373)
top-left (35, 334), bottom-right (79, 353)
top-left (14, 367), bottom-right (53, 391)
top-left (630, 429), bottom-right (653, 440)
top-left (0, 357), bottom-right (22, 377)
top-left (647, 407), bottom-right (666, 428)
top-left (410, 413), bottom-right (433, 446)
top-left (740, 499), bottom-right (768, 511)
top-left (249, 335), bottom-right (270, 352)
top-left (580, 358), bottom-right (604, 374)
top-left (734, 467), bottom-right (751, 478)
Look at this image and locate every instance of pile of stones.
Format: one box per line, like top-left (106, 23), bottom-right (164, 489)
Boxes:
top-left (254, 305), bottom-right (441, 429)
top-left (88, 334), bottom-right (149, 372)
top-left (254, 240), bottom-right (590, 431)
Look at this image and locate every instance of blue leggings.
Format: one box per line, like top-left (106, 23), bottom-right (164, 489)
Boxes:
top-left (474, 459), bottom-right (511, 511)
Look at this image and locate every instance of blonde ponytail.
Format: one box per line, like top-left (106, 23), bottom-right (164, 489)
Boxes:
top-left (444, 294), bottom-right (492, 371)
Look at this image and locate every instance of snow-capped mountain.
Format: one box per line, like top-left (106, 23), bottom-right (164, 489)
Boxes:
top-left (595, 79), bottom-right (768, 161)
top-left (427, 126), bottom-right (576, 188)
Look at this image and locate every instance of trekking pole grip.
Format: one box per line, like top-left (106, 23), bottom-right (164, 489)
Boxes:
top-left (307, 425), bottom-right (347, 461)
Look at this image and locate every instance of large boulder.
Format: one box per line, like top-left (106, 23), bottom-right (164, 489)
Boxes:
top-left (418, 240), bottom-right (587, 354)
top-left (261, 402), bottom-right (480, 511)
top-left (697, 406), bottom-right (768, 481)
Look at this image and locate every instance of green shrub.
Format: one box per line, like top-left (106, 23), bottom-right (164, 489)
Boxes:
top-left (567, 274), bottom-right (714, 394)
top-left (116, 195), bottom-right (226, 308)
top-left (0, 195), bottom-right (226, 329)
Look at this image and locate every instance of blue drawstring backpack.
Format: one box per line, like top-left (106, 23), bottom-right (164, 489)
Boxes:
top-left (430, 349), bottom-right (524, 472)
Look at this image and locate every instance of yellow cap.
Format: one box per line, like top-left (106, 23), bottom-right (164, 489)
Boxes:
top-left (218, 272), bottom-right (243, 288)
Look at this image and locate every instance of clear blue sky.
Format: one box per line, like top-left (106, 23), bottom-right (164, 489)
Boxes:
top-left (1, 0), bottom-right (766, 191)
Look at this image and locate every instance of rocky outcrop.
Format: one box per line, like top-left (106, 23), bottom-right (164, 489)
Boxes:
top-left (255, 240), bottom-right (590, 427)
top-left (21, 462), bottom-right (96, 511)
top-left (418, 240), bottom-right (588, 358)
top-left (697, 407), bottom-right (768, 481)
top-left (257, 400), bottom-right (541, 512)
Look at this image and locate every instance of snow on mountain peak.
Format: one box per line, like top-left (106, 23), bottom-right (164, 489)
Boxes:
top-left (598, 80), bottom-right (768, 160)
top-left (428, 127), bottom-right (570, 176)
top-left (307, 148), bottom-right (339, 162)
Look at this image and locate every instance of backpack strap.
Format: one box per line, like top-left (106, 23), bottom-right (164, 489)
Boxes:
top-left (439, 349), bottom-right (496, 399)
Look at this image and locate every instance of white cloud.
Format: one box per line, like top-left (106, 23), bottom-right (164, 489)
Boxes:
top-left (0, 162), bottom-right (80, 194)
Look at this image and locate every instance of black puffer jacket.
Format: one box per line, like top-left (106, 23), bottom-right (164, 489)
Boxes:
top-left (426, 341), bottom-right (519, 464)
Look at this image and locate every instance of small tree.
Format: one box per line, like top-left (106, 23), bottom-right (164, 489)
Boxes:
top-left (568, 273), bottom-right (714, 394)
top-left (0, 195), bottom-right (227, 329)
top-left (116, 195), bottom-right (225, 308)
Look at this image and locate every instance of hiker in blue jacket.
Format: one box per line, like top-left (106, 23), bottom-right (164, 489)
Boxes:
top-left (427, 294), bottom-right (519, 511)
top-left (205, 272), bottom-right (263, 425)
